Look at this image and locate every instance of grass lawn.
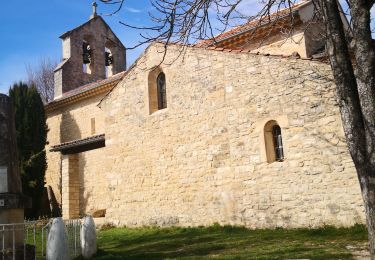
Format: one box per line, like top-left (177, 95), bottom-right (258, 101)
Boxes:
top-left (94, 224), bottom-right (369, 259)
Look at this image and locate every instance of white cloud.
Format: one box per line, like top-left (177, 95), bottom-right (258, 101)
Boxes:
top-left (125, 7), bottom-right (142, 13)
top-left (235, 0), bottom-right (263, 17)
top-left (205, 0), bottom-right (262, 31)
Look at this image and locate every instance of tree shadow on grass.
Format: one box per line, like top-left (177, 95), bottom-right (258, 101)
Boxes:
top-left (93, 225), bottom-right (366, 259)
top-left (95, 231), bottom-right (227, 259)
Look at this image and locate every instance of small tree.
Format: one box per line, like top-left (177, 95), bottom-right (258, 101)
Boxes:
top-left (9, 82), bottom-right (48, 219)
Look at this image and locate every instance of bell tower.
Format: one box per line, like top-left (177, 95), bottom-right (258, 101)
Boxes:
top-left (54, 2), bottom-right (126, 99)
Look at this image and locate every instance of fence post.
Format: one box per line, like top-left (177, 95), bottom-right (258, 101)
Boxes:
top-left (80, 216), bottom-right (97, 259)
top-left (46, 218), bottom-right (69, 260)
top-left (2, 225), bottom-right (4, 259)
top-left (12, 226), bottom-right (15, 260)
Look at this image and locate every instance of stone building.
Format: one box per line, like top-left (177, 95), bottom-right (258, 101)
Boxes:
top-left (45, 1), bottom-right (365, 227)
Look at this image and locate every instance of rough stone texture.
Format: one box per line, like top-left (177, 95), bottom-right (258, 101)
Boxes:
top-left (46, 43), bottom-right (366, 228)
top-left (245, 32), bottom-right (309, 57)
top-left (54, 16), bottom-right (126, 99)
top-left (80, 216), bottom-right (97, 259)
top-left (45, 94), bottom-right (108, 214)
top-left (205, 2), bottom-right (325, 59)
top-left (101, 44), bottom-right (365, 228)
top-left (244, 26), bottom-right (324, 59)
top-left (61, 154), bottom-right (80, 219)
top-left (46, 218), bottom-right (69, 260)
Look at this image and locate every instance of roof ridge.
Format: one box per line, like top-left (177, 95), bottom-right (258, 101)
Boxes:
top-left (45, 71), bottom-right (126, 111)
top-left (59, 71), bottom-right (126, 98)
top-left (155, 41), bottom-right (327, 62)
top-left (195, 0), bottom-right (311, 47)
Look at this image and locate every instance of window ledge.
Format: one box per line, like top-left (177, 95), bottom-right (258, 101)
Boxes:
top-left (149, 107), bottom-right (168, 116)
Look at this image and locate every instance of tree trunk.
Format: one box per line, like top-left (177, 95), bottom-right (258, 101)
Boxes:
top-left (357, 165), bottom-right (375, 256)
top-left (316, 0), bottom-right (375, 256)
top-left (346, 0), bottom-right (375, 255)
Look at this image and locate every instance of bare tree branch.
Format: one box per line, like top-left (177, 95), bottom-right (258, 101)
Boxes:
top-left (25, 57), bottom-right (57, 103)
top-left (100, 0), bottom-right (125, 16)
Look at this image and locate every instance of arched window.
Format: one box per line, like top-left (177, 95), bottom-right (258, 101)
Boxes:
top-left (157, 72), bottom-right (167, 110)
top-left (148, 68), bottom-right (167, 114)
top-left (105, 41), bottom-right (115, 78)
top-left (82, 38), bottom-right (93, 74)
top-left (264, 121), bottom-right (284, 163)
top-left (272, 125), bottom-right (284, 161)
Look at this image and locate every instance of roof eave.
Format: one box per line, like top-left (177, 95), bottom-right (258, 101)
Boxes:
top-left (45, 78), bottom-right (122, 113)
top-left (207, 11), bottom-right (299, 47)
top-left (50, 134), bottom-right (105, 154)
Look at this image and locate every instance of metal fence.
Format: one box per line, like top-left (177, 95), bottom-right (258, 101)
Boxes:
top-left (0, 219), bottom-right (82, 260)
top-left (63, 219), bottom-right (82, 258)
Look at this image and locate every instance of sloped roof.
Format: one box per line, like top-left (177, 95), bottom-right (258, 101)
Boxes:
top-left (45, 71), bottom-right (126, 112)
top-left (196, 0), bottom-right (311, 47)
top-left (61, 71), bottom-right (125, 99)
top-left (50, 134), bottom-right (105, 154)
top-left (59, 16), bottom-right (125, 49)
top-left (60, 16), bottom-right (99, 38)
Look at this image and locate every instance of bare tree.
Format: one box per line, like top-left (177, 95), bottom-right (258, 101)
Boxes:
top-left (26, 57), bottom-right (57, 103)
top-left (100, 0), bottom-right (375, 255)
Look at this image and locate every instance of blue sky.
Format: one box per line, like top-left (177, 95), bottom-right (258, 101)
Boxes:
top-left (0, 0), bottom-right (154, 94)
top-left (0, 1), bottom-right (373, 94)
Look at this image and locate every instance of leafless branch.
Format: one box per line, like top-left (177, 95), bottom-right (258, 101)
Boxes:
top-left (100, 0), bottom-right (125, 16)
top-left (25, 57), bottom-right (57, 103)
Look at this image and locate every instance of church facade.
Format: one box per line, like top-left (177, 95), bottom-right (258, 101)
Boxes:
top-left (45, 1), bottom-right (365, 227)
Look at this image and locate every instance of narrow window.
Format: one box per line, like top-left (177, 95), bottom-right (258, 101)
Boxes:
top-left (264, 121), bottom-right (284, 163)
top-left (272, 125), bottom-right (284, 162)
top-left (148, 68), bottom-right (167, 114)
top-left (82, 40), bottom-right (92, 74)
top-left (105, 47), bottom-right (114, 78)
top-left (91, 118), bottom-right (96, 135)
top-left (157, 72), bottom-right (167, 110)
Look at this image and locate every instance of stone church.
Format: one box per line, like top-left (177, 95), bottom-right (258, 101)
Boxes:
top-left (45, 0), bottom-right (365, 227)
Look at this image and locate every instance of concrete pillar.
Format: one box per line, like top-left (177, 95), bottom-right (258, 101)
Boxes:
top-left (0, 94), bottom-right (30, 250)
top-left (0, 94), bottom-right (22, 194)
top-left (61, 154), bottom-right (80, 219)
top-left (46, 218), bottom-right (69, 260)
top-left (81, 216), bottom-right (97, 259)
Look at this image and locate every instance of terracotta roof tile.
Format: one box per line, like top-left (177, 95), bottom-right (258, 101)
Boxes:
top-left (54, 71), bottom-right (126, 102)
top-left (195, 0), bottom-right (310, 47)
top-left (45, 71), bottom-right (126, 112)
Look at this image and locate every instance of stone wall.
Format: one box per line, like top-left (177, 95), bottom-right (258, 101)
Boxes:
top-left (78, 148), bottom-right (111, 216)
top-left (45, 94), bottom-right (106, 210)
top-left (245, 31), bottom-right (308, 57)
top-left (46, 43), bottom-right (365, 228)
top-left (100, 43), bottom-right (365, 228)
top-left (61, 154), bottom-right (80, 219)
top-left (208, 2), bottom-right (325, 59)
top-left (231, 26), bottom-right (324, 58)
